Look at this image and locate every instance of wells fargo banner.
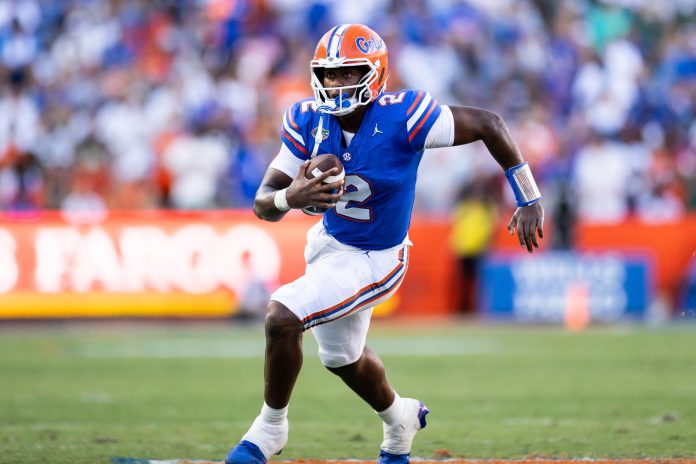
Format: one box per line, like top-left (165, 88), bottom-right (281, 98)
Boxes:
top-left (0, 210), bottom-right (455, 319)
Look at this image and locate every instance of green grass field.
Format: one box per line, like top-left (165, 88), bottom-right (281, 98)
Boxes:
top-left (1, 321), bottom-right (695, 464)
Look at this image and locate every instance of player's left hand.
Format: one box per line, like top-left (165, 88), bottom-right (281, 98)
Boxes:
top-left (507, 201), bottom-right (544, 253)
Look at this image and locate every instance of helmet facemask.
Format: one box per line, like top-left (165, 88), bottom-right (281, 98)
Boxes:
top-left (310, 59), bottom-right (380, 116)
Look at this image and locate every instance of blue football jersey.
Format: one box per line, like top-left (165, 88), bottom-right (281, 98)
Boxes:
top-left (280, 89), bottom-right (441, 250)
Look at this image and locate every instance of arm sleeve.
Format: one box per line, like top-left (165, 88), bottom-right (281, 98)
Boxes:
top-left (268, 143), bottom-right (305, 179)
top-left (406, 91), bottom-right (442, 151)
top-left (424, 105), bottom-right (455, 149)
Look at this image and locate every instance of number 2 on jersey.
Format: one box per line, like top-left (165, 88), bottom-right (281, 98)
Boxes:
top-left (378, 91), bottom-right (406, 106)
top-left (336, 175), bottom-right (372, 221)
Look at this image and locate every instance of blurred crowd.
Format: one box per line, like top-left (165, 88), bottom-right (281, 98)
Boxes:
top-left (1, 0), bottom-right (695, 227)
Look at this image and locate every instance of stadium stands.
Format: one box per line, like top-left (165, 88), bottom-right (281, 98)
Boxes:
top-left (0, 0), bottom-right (694, 220)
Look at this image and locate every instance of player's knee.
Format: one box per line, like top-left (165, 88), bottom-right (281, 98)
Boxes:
top-left (265, 301), bottom-right (303, 341)
top-left (320, 347), bottom-right (362, 370)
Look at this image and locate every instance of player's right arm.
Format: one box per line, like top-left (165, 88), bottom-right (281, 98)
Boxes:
top-left (253, 158), bottom-right (342, 222)
top-left (254, 103), bottom-right (342, 222)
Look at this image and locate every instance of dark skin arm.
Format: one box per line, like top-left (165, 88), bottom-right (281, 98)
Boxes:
top-left (450, 106), bottom-right (544, 253)
top-left (253, 160), bottom-right (344, 222)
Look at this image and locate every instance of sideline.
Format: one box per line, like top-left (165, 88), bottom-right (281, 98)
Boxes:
top-left (111, 458), bottom-right (696, 464)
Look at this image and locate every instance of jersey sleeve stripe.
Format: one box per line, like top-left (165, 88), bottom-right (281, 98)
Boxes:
top-left (283, 112), bottom-right (305, 145)
top-left (281, 128), bottom-right (309, 155)
top-left (406, 91), bottom-right (423, 116)
top-left (408, 99), bottom-right (438, 142)
top-left (407, 92), bottom-right (433, 131)
top-left (286, 109), bottom-right (300, 130)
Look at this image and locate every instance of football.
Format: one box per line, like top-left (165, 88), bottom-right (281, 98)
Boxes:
top-left (302, 154), bottom-right (345, 216)
top-left (305, 153), bottom-right (345, 183)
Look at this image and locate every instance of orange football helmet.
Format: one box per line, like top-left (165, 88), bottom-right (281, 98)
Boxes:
top-left (310, 24), bottom-right (389, 116)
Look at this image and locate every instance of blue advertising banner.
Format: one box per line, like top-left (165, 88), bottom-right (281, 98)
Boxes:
top-left (680, 256), bottom-right (696, 316)
top-left (480, 252), bottom-right (652, 322)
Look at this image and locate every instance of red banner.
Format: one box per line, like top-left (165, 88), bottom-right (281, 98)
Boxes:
top-left (0, 210), bottom-right (455, 318)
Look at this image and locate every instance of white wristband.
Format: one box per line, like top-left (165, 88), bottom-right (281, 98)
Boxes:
top-left (505, 162), bottom-right (542, 207)
top-left (273, 188), bottom-right (290, 212)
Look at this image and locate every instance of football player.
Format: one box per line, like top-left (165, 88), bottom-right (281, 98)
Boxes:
top-left (225, 24), bottom-right (544, 464)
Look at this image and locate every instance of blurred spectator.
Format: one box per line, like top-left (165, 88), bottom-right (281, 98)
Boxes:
top-left (550, 180), bottom-right (577, 250)
top-left (0, 69), bottom-right (40, 158)
top-left (637, 129), bottom-right (688, 222)
top-left (1, 18), bottom-right (38, 70)
top-left (449, 175), bottom-right (499, 313)
top-left (162, 122), bottom-right (230, 209)
top-left (0, 150), bottom-right (44, 212)
top-left (573, 131), bottom-right (633, 223)
top-left (60, 170), bottom-right (108, 223)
